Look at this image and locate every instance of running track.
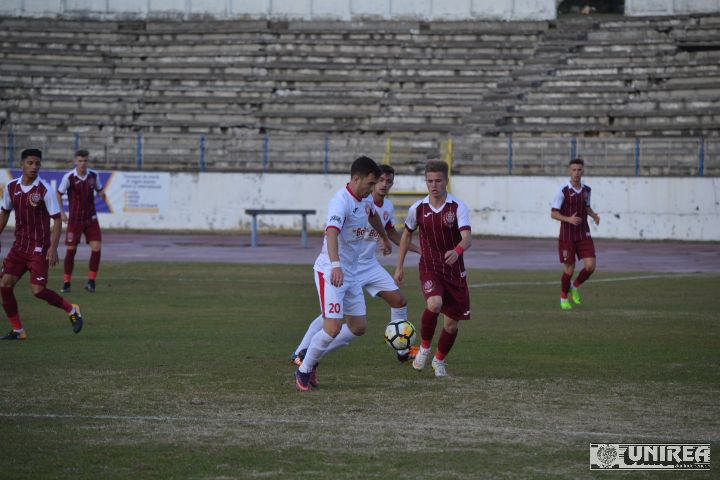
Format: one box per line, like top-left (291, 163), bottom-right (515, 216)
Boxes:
top-left (6, 232), bottom-right (715, 273)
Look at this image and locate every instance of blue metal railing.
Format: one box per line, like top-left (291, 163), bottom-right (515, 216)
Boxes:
top-left (0, 131), bottom-right (713, 176)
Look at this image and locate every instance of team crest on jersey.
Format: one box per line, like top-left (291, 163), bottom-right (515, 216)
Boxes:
top-left (423, 280), bottom-right (434, 293)
top-left (383, 211), bottom-right (389, 222)
top-left (364, 204), bottom-right (371, 216)
top-left (88, 178), bottom-right (95, 188)
top-left (443, 211), bottom-right (456, 227)
top-left (28, 192), bottom-right (42, 207)
top-left (583, 191), bottom-right (589, 203)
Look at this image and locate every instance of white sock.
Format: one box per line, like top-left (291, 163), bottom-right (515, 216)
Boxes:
top-left (299, 329), bottom-right (334, 373)
top-left (295, 315), bottom-right (323, 355)
top-left (390, 305), bottom-right (407, 323)
top-left (321, 324), bottom-right (358, 358)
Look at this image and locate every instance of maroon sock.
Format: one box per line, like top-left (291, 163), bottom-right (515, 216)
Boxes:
top-left (420, 309), bottom-right (439, 349)
top-left (573, 268), bottom-right (593, 288)
top-left (561, 273), bottom-right (572, 298)
top-left (436, 328), bottom-right (458, 360)
top-left (34, 288), bottom-right (73, 312)
top-left (1, 286), bottom-right (21, 329)
top-left (89, 250), bottom-right (101, 277)
top-left (64, 248), bottom-right (77, 277)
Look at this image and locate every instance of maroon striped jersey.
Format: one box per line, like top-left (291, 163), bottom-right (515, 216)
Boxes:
top-left (57, 168), bottom-right (104, 225)
top-left (1, 176), bottom-right (61, 253)
top-left (551, 181), bottom-right (592, 242)
top-left (404, 193), bottom-right (471, 281)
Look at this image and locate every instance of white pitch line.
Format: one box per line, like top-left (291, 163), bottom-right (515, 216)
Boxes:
top-left (0, 412), bottom-right (712, 442)
top-left (469, 273), bottom-right (701, 289)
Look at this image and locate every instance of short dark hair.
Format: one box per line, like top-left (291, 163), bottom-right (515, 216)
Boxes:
top-left (379, 164), bottom-right (395, 176)
top-left (570, 157), bottom-right (585, 166)
top-left (424, 160), bottom-right (448, 178)
top-left (75, 149), bottom-right (89, 158)
top-left (21, 148), bottom-right (42, 160)
top-left (350, 155), bottom-right (381, 179)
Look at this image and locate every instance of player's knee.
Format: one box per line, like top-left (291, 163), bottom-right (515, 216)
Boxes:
top-left (348, 323), bottom-right (366, 336)
top-left (31, 286), bottom-right (45, 298)
top-left (444, 323), bottom-right (458, 335)
top-left (426, 297), bottom-right (442, 313)
top-left (586, 263), bottom-right (596, 273)
top-left (324, 325), bottom-right (341, 337)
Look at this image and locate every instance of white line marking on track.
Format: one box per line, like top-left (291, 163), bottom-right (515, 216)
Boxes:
top-left (469, 273), bottom-right (700, 289)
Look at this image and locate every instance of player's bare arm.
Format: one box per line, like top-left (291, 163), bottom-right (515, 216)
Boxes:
top-left (444, 229), bottom-right (472, 265)
top-left (387, 227), bottom-right (421, 254)
top-left (326, 227), bottom-right (343, 287)
top-left (55, 191), bottom-right (68, 223)
top-left (47, 217), bottom-right (62, 266)
top-left (587, 206), bottom-right (600, 225)
top-left (551, 209), bottom-right (582, 226)
top-left (0, 210), bottom-right (9, 249)
top-left (368, 212), bottom-right (392, 255)
top-left (393, 228), bottom-right (413, 286)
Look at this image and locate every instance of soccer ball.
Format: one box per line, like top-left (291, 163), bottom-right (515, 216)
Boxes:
top-left (384, 320), bottom-right (417, 351)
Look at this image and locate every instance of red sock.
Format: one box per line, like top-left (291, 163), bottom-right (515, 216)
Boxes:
top-left (34, 288), bottom-right (73, 313)
top-left (420, 309), bottom-right (439, 349)
top-left (561, 273), bottom-right (572, 299)
top-left (435, 328), bottom-right (458, 361)
top-left (64, 248), bottom-right (77, 278)
top-left (573, 268), bottom-right (593, 288)
top-left (1, 287), bottom-right (22, 330)
top-left (89, 250), bottom-right (101, 279)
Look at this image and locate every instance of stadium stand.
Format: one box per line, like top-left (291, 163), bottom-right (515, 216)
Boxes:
top-left (0, 14), bottom-right (718, 173)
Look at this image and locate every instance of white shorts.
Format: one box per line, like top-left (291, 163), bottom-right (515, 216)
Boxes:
top-left (314, 269), bottom-right (366, 319)
top-left (356, 261), bottom-right (399, 297)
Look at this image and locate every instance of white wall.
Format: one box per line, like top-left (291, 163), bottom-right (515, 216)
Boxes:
top-left (626, 0), bottom-right (720, 15)
top-left (2, 171), bottom-right (715, 240)
top-left (3, 172), bottom-right (707, 241)
top-left (0, 0), bottom-right (557, 19)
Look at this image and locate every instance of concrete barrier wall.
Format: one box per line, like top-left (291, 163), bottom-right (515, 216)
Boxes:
top-left (4, 171), bottom-right (712, 241)
top-left (626, 0), bottom-right (720, 16)
top-left (0, 0), bottom-right (557, 20)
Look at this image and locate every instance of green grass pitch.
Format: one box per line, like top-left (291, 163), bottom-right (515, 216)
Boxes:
top-left (0, 263), bottom-right (718, 479)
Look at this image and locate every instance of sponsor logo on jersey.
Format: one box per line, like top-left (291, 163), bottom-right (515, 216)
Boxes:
top-left (443, 211), bottom-right (456, 227)
top-left (423, 280), bottom-right (434, 293)
top-left (29, 192), bottom-right (42, 207)
top-left (330, 215), bottom-right (342, 224)
top-left (423, 211), bottom-right (433, 218)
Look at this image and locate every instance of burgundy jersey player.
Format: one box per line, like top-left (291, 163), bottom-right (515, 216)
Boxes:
top-left (551, 158), bottom-right (600, 310)
top-left (394, 160), bottom-right (472, 377)
top-left (56, 149), bottom-right (106, 293)
top-left (0, 149), bottom-right (83, 340)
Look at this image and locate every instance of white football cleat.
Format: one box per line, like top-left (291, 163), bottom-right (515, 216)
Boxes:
top-left (412, 347), bottom-right (431, 371)
top-left (431, 357), bottom-right (447, 377)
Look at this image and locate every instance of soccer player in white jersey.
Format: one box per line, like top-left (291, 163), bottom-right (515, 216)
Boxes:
top-left (295, 156), bottom-right (393, 391)
top-left (291, 164), bottom-right (421, 368)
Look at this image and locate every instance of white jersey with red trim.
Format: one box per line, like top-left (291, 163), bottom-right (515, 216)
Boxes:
top-left (358, 196), bottom-right (394, 264)
top-left (314, 185), bottom-right (376, 278)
